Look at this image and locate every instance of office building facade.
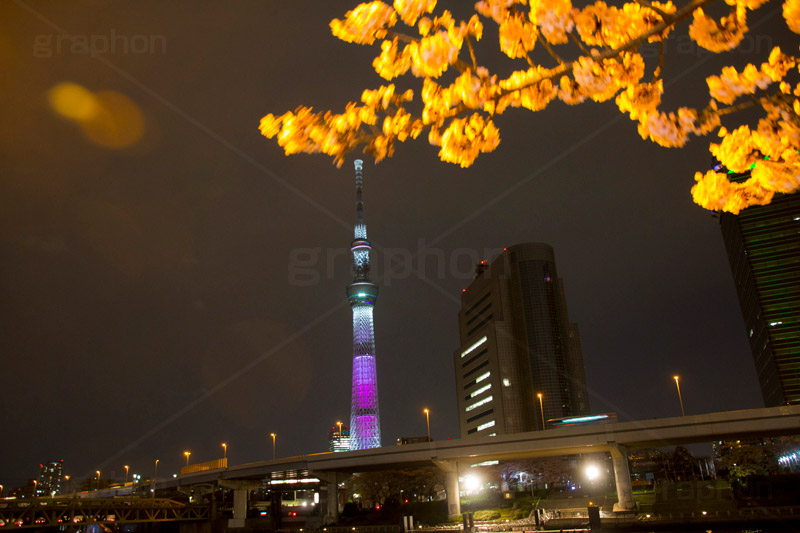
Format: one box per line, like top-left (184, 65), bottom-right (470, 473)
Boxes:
top-left (454, 243), bottom-right (590, 438)
top-left (719, 181), bottom-right (800, 406)
top-left (328, 424), bottom-right (351, 452)
top-left (37, 460), bottom-right (64, 496)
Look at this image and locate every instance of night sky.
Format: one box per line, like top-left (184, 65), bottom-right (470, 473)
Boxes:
top-left (1, 1), bottom-right (795, 489)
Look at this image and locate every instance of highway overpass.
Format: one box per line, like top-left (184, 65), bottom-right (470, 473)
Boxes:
top-left (161, 405), bottom-right (800, 525)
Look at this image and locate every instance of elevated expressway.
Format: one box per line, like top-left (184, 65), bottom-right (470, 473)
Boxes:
top-left (164, 406), bottom-right (800, 524)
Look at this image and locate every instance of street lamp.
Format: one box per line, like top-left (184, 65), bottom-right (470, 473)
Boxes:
top-left (337, 421), bottom-right (342, 435)
top-left (423, 408), bottom-right (431, 441)
top-left (32, 480), bottom-right (37, 498)
top-left (673, 375), bottom-right (685, 416)
top-left (124, 465), bottom-right (129, 484)
top-left (64, 476), bottom-right (69, 494)
top-left (537, 393), bottom-right (545, 429)
top-left (96, 471), bottom-right (101, 491)
top-left (270, 433), bottom-right (276, 459)
top-left (153, 460), bottom-right (159, 498)
top-left (222, 443), bottom-right (227, 458)
top-left (463, 474), bottom-right (480, 495)
top-left (184, 451), bottom-right (191, 467)
top-left (585, 465), bottom-right (600, 503)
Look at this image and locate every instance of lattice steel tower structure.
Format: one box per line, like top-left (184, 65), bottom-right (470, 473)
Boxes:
top-left (347, 159), bottom-right (382, 449)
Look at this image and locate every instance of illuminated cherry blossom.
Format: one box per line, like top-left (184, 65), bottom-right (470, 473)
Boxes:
top-left (260, 0), bottom-right (800, 213)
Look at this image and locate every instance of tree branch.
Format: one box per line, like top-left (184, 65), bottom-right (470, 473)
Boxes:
top-left (488, 0), bottom-right (715, 101)
top-left (654, 40), bottom-right (665, 80)
top-left (634, 0), bottom-right (675, 22)
top-left (537, 33), bottom-right (565, 65)
top-left (385, 30), bottom-right (418, 44)
top-left (569, 32), bottom-right (591, 56)
top-left (466, 35), bottom-right (478, 70)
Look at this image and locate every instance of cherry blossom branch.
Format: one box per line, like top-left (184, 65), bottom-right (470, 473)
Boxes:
top-left (569, 32), bottom-right (591, 55)
top-left (634, 0), bottom-right (676, 23)
top-left (385, 30), bottom-right (418, 44)
top-left (486, 0), bottom-right (716, 101)
top-left (466, 35), bottom-right (478, 71)
top-left (538, 33), bottom-right (566, 66)
top-left (654, 40), bottom-right (665, 80)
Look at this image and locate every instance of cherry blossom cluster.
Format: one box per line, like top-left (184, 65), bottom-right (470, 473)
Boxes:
top-left (260, 0), bottom-right (800, 213)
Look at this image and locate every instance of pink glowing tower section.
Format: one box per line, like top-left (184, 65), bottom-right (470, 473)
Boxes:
top-left (346, 159), bottom-right (381, 450)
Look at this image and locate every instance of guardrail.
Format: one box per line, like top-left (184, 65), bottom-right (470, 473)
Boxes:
top-left (311, 526), bottom-right (402, 533)
top-left (0, 498), bottom-right (209, 529)
top-left (180, 458), bottom-right (228, 475)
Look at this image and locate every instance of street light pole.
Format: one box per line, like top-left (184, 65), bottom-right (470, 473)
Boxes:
top-left (673, 376), bottom-right (685, 416)
top-left (184, 451), bottom-right (191, 468)
top-left (124, 465), bottom-right (129, 484)
top-left (153, 459), bottom-right (159, 499)
top-left (222, 443), bottom-right (227, 459)
top-left (96, 471), bottom-right (101, 492)
top-left (270, 433), bottom-right (276, 459)
top-left (423, 408), bottom-right (431, 441)
top-left (537, 393), bottom-right (545, 429)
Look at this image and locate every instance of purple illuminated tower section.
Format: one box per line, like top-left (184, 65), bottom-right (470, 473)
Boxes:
top-left (347, 159), bottom-right (381, 450)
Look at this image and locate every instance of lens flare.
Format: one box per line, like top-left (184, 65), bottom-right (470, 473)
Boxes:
top-left (79, 91), bottom-right (144, 148)
top-left (47, 83), bottom-right (145, 149)
top-left (48, 83), bottom-right (99, 120)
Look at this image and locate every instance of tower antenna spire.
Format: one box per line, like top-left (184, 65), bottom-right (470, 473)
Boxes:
top-left (355, 159), bottom-right (364, 227)
top-left (346, 159), bottom-right (381, 450)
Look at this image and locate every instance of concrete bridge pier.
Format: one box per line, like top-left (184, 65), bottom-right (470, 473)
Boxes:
top-left (218, 479), bottom-right (262, 528)
top-left (313, 471), bottom-right (342, 523)
top-left (609, 443), bottom-right (636, 512)
top-left (178, 483), bottom-right (215, 503)
top-left (434, 460), bottom-right (461, 518)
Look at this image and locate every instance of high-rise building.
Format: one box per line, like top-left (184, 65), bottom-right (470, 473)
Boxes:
top-left (718, 172), bottom-right (800, 406)
top-left (328, 423), bottom-right (351, 452)
top-left (454, 243), bottom-right (590, 438)
top-left (37, 460), bottom-right (64, 496)
top-left (347, 159), bottom-right (381, 449)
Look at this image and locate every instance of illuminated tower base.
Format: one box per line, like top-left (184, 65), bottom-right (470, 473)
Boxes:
top-left (347, 160), bottom-right (381, 450)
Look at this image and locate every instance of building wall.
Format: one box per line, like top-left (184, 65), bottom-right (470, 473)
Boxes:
top-left (454, 243), bottom-right (590, 438)
top-left (719, 191), bottom-right (800, 406)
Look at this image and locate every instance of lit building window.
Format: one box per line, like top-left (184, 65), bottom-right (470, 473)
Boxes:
top-left (477, 420), bottom-right (496, 431)
top-left (476, 371), bottom-right (490, 383)
top-left (461, 336), bottom-right (488, 358)
top-left (469, 384), bottom-right (491, 398)
top-left (502, 378), bottom-right (510, 387)
top-left (466, 396), bottom-right (493, 412)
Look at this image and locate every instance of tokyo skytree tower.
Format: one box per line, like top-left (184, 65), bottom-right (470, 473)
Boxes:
top-left (346, 159), bottom-right (381, 450)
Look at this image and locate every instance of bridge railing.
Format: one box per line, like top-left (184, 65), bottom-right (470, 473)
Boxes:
top-left (0, 497), bottom-right (209, 529)
top-left (180, 458), bottom-right (227, 475)
top-left (308, 526), bottom-right (401, 533)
